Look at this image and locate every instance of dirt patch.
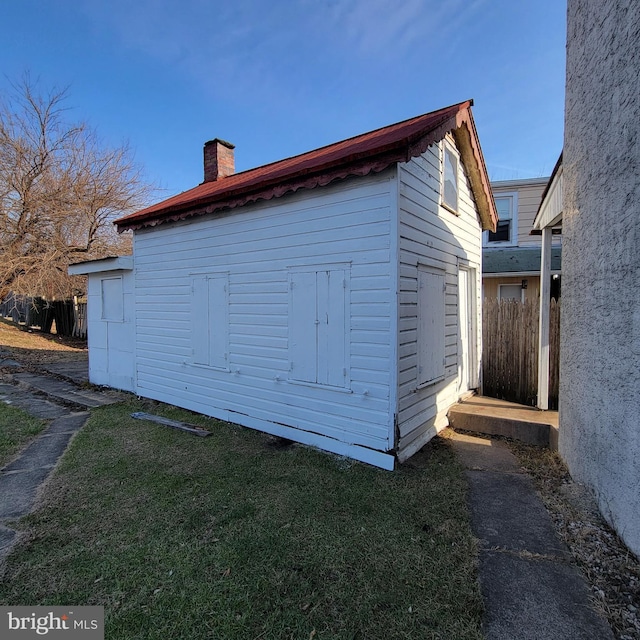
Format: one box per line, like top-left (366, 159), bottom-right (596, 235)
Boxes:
top-left (0, 318), bottom-right (87, 366)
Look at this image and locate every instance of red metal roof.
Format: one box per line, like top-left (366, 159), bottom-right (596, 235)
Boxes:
top-left (116, 100), bottom-right (497, 232)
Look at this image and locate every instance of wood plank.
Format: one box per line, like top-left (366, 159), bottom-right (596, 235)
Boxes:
top-left (131, 412), bottom-right (211, 437)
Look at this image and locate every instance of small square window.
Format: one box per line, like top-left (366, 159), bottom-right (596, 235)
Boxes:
top-left (101, 277), bottom-right (123, 321)
top-left (442, 145), bottom-right (459, 212)
top-left (499, 284), bottom-right (523, 302)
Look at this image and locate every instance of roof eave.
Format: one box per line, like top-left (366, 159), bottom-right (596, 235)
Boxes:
top-left (68, 255), bottom-right (134, 275)
top-left (451, 110), bottom-right (498, 232)
top-left (116, 142), bottom-right (412, 232)
top-left (533, 152), bottom-right (564, 231)
top-left (116, 100), bottom-right (497, 233)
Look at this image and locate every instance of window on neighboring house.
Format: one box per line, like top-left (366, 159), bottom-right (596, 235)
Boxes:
top-left (191, 273), bottom-right (229, 369)
top-left (442, 143), bottom-right (459, 212)
top-left (486, 194), bottom-right (517, 245)
top-left (417, 267), bottom-right (446, 386)
top-left (289, 265), bottom-right (350, 389)
top-left (498, 284), bottom-right (524, 302)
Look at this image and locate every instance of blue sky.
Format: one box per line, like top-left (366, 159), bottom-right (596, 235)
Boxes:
top-left (2, 0), bottom-right (566, 200)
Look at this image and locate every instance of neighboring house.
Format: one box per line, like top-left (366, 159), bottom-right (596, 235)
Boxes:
top-left (483, 177), bottom-right (561, 303)
top-left (74, 101), bottom-right (497, 469)
top-left (534, 0), bottom-right (640, 557)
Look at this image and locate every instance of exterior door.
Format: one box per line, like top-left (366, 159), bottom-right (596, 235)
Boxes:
top-left (98, 275), bottom-right (135, 392)
top-left (458, 267), bottom-right (477, 395)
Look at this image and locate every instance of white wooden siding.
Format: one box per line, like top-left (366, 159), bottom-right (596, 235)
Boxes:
top-left (133, 172), bottom-right (395, 464)
top-left (397, 138), bottom-right (483, 460)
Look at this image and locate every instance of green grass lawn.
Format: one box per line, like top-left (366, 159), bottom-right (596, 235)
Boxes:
top-left (0, 403), bottom-right (46, 467)
top-left (0, 400), bottom-right (483, 640)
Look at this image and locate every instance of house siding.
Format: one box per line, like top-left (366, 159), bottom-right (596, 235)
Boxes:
top-left (513, 182), bottom-right (551, 246)
top-left (483, 275), bottom-right (541, 303)
top-left (133, 171), bottom-right (396, 465)
top-left (488, 180), bottom-right (551, 247)
top-left (396, 139), bottom-right (482, 460)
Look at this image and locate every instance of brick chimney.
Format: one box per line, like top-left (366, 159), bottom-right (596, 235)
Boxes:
top-left (203, 138), bottom-right (235, 182)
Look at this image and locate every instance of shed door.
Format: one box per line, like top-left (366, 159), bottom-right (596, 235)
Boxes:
top-left (417, 267), bottom-right (446, 386)
top-left (99, 275), bottom-right (134, 391)
top-left (458, 267), bottom-right (477, 395)
top-left (102, 277), bottom-right (124, 378)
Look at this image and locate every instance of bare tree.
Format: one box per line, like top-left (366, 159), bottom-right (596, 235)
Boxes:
top-left (0, 74), bottom-right (153, 300)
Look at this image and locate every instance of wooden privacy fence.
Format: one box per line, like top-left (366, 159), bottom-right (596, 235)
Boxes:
top-left (0, 295), bottom-right (87, 339)
top-left (482, 298), bottom-right (560, 409)
top-left (72, 297), bottom-right (87, 338)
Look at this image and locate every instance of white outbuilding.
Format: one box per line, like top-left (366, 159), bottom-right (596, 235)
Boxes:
top-left (77, 100), bottom-right (497, 469)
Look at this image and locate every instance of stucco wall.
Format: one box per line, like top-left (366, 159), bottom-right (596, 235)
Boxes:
top-left (561, 0), bottom-right (640, 556)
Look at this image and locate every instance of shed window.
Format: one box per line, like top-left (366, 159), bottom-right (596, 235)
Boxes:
top-left (289, 266), bottom-right (350, 388)
top-left (417, 267), bottom-right (446, 386)
top-left (101, 277), bottom-right (124, 322)
top-left (442, 144), bottom-right (459, 212)
top-left (191, 274), bottom-right (229, 369)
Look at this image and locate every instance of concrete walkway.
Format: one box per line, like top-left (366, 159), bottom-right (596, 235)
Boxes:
top-left (449, 431), bottom-right (614, 640)
top-left (0, 359), bottom-right (121, 563)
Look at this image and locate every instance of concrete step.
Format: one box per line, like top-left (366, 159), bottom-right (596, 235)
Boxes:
top-left (12, 373), bottom-right (121, 410)
top-left (448, 396), bottom-right (559, 450)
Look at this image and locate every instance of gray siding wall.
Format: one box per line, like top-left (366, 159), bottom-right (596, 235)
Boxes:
top-left (562, 0), bottom-right (640, 556)
top-left (397, 138), bottom-right (483, 460)
top-left (133, 171), bottom-right (396, 466)
top-left (514, 182), bottom-right (549, 246)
